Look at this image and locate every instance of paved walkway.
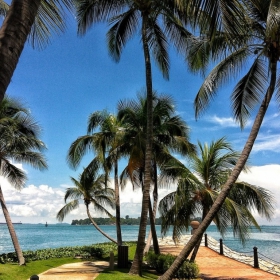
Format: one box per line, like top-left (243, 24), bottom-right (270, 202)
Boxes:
top-left (161, 245), bottom-right (280, 280)
top-left (34, 261), bottom-right (109, 280)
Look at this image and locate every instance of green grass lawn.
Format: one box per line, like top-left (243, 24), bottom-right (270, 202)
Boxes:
top-left (95, 268), bottom-right (159, 280)
top-left (0, 257), bottom-right (83, 280)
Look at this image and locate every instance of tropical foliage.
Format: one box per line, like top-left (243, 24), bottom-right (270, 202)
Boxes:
top-left (159, 138), bottom-right (274, 252)
top-left (0, 0), bottom-right (74, 103)
top-left (0, 95), bottom-right (47, 265)
top-left (160, 1), bottom-right (280, 277)
top-left (74, 1), bottom-right (193, 274)
top-left (57, 160), bottom-right (117, 244)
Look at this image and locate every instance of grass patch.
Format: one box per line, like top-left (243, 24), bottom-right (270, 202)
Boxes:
top-left (0, 257), bottom-right (83, 280)
top-left (95, 268), bottom-right (158, 280)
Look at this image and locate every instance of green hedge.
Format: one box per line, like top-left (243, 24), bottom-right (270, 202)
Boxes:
top-left (145, 251), bottom-right (199, 279)
top-left (0, 242), bottom-right (118, 264)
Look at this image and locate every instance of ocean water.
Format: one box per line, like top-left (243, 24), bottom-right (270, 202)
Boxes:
top-left (0, 224), bottom-right (279, 264)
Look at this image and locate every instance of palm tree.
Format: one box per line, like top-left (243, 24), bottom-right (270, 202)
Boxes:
top-left (0, 95), bottom-right (47, 265)
top-left (0, 0), bottom-right (73, 103)
top-left (160, 1), bottom-right (280, 278)
top-left (159, 137), bottom-right (274, 261)
top-left (57, 159), bottom-right (117, 244)
top-left (117, 92), bottom-right (196, 254)
top-left (74, 1), bottom-right (192, 274)
top-left (67, 110), bottom-right (124, 245)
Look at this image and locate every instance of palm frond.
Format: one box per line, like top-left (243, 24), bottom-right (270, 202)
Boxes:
top-left (194, 47), bottom-right (250, 118)
top-left (231, 58), bottom-right (268, 128)
top-left (107, 9), bottom-right (139, 62)
top-left (56, 199), bottom-right (79, 222)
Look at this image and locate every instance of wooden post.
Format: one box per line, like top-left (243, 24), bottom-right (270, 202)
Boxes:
top-left (253, 247), bottom-right (259, 268)
top-left (219, 239), bottom-right (224, 255)
top-left (109, 251), bottom-right (114, 270)
top-left (118, 245), bottom-right (128, 268)
top-left (204, 234), bottom-right (208, 247)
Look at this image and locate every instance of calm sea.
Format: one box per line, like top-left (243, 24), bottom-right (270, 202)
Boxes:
top-left (0, 224), bottom-right (279, 263)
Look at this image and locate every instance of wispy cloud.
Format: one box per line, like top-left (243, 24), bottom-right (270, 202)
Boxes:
top-left (207, 115), bottom-right (243, 127)
top-left (252, 134), bottom-right (280, 153)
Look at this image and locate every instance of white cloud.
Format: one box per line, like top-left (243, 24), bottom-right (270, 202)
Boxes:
top-left (0, 165), bottom-right (279, 225)
top-left (207, 115), bottom-right (240, 127)
top-left (252, 134), bottom-right (280, 153)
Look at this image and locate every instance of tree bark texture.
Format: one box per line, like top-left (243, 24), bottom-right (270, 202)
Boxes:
top-left (114, 161), bottom-right (123, 245)
top-left (86, 205), bottom-right (118, 244)
top-left (129, 12), bottom-right (153, 276)
top-left (0, 0), bottom-right (41, 103)
top-left (0, 185), bottom-right (25, 265)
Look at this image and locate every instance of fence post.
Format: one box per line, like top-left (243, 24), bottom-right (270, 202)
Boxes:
top-left (204, 234), bottom-right (208, 247)
top-left (253, 247), bottom-right (259, 268)
top-left (30, 275), bottom-right (39, 280)
top-left (219, 239), bottom-right (224, 255)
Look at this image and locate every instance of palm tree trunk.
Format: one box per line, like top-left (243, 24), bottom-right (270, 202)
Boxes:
top-left (148, 196), bottom-right (160, 254)
top-left (0, 0), bottom-right (41, 103)
top-left (159, 60), bottom-right (277, 280)
top-left (144, 163), bottom-right (160, 254)
top-left (86, 205), bottom-right (118, 244)
top-left (129, 12), bottom-right (153, 276)
top-left (0, 185), bottom-right (25, 265)
top-left (114, 161), bottom-right (122, 245)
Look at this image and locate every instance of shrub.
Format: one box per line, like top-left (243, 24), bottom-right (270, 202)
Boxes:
top-left (0, 243), bottom-right (118, 263)
top-left (146, 251), bottom-right (199, 279)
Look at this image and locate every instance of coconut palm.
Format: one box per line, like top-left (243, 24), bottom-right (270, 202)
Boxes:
top-left (57, 159), bottom-right (117, 244)
top-left (160, 2), bottom-right (280, 278)
top-left (0, 95), bottom-right (47, 265)
top-left (67, 110), bottom-right (124, 245)
top-left (117, 92), bottom-right (196, 254)
top-left (74, 1), bottom-right (193, 274)
top-left (159, 137), bottom-right (274, 261)
top-left (0, 0), bottom-right (73, 103)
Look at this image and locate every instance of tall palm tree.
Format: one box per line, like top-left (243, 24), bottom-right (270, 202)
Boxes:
top-left (67, 110), bottom-right (124, 245)
top-left (160, 1), bottom-right (280, 278)
top-left (57, 159), bottom-right (117, 244)
top-left (117, 92), bottom-right (196, 254)
top-left (0, 95), bottom-right (47, 265)
top-left (0, 0), bottom-right (73, 103)
top-left (159, 137), bottom-right (274, 261)
top-left (74, 1), bottom-right (192, 274)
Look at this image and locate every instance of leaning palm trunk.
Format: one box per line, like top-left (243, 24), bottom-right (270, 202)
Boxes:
top-left (129, 13), bottom-right (154, 276)
top-left (0, 185), bottom-right (25, 265)
top-left (86, 205), bottom-right (117, 244)
top-left (0, 0), bottom-right (41, 103)
top-left (114, 161), bottom-right (122, 245)
top-left (159, 61), bottom-right (277, 280)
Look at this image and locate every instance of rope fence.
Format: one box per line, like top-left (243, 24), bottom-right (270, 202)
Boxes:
top-left (204, 234), bottom-right (280, 277)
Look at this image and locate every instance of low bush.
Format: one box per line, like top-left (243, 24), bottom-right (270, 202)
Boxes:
top-left (0, 242), bottom-right (118, 263)
top-left (146, 251), bottom-right (199, 279)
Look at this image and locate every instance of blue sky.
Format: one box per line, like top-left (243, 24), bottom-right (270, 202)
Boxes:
top-left (0, 13), bottom-right (280, 225)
